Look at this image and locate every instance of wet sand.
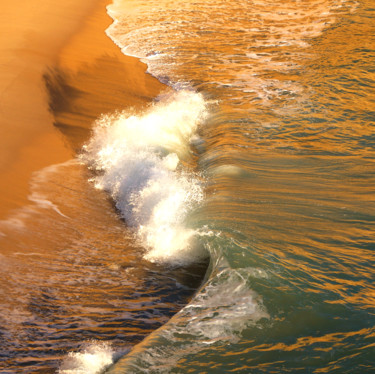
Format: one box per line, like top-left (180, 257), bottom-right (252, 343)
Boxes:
top-left (0, 0), bottom-right (166, 219)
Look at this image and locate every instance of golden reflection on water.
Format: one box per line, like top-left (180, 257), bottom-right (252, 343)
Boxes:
top-left (103, 0), bottom-right (374, 371)
top-left (1, 0), bottom-right (374, 371)
top-left (251, 326), bottom-right (374, 353)
top-left (0, 161), bottom-right (206, 371)
top-left (201, 145), bottom-right (375, 312)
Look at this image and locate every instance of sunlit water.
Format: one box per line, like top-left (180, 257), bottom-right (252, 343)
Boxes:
top-left (1, 0), bottom-right (375, 372)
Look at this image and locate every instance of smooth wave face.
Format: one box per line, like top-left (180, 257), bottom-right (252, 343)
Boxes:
top-left (105, 0), bottom-right (375, 373)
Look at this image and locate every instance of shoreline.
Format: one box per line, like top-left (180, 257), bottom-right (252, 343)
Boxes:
top-left (54, 0), bottom-right (168, 151)
top-left (0, 0), bottom-right (167, 219)
top-left (0, 0), bottom-right (99, 218)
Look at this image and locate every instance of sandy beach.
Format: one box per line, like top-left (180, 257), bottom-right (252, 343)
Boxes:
top-left (0, 0), bottom-right (165, 219)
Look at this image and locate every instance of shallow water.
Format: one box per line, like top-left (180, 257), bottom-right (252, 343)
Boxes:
top-left (1, 0), bottom-right (375, 372)
top-left (0, 159), bottom-right (207, 372)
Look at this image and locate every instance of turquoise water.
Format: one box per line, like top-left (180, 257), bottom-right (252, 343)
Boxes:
top-left (0, 0), bottom-right (374, 372)
top-left (104, 0), bottom-right (375, 372)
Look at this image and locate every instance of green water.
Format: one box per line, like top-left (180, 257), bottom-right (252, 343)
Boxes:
top-left (106, 0), bottom-right (375, 372)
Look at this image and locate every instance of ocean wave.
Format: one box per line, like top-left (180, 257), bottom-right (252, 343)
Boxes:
top-left (80, 90), bottom-right (209, 266)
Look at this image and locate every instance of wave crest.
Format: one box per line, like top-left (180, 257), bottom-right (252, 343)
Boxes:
top-left (80, 90), bottom-right (208, 265)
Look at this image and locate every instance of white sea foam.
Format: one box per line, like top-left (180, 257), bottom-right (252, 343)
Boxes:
top-left (0, 161), bottom-right (73, 236)
top-left (106, 265), bottom-right (270, 373)
top-left (81, 90), bottom-right (208, 265)
top-left (58, 341), bottom-right (122, 374)
top-left (174, 266), bottom-right (269, 343)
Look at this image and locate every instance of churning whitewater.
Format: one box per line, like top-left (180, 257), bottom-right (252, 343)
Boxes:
top-left (81, 90), bottom-right (208, 265)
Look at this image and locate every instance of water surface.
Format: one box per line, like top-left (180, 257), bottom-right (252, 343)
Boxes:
top-left (1, 0), bottom-right (374, 372)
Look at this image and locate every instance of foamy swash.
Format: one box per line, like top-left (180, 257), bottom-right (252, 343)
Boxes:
top-left (81, 90), bottom-right (208, 265)
top-left (59, 341), bottom-right (120, 374)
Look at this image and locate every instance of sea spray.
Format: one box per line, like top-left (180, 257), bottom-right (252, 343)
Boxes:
top-left (80, 90), bottom-right (208, 265)
top-left (58, 341), bottom-right (124, 374)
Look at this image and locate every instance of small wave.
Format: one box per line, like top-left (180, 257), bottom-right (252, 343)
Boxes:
top-left (80, 90), bottom-right (208, 266)
top-left (104, 261), bottom-right (269, 373)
